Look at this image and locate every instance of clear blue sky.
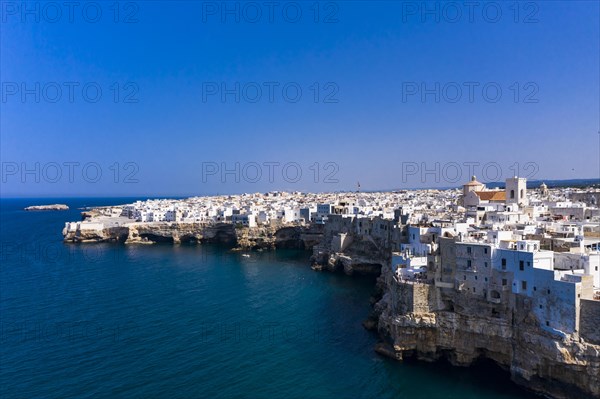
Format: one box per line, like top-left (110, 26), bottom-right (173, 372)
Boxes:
top-left (1, 1), bottom-right (599, 197)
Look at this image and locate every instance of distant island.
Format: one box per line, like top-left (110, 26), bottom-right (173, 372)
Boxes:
top-left (25, 204), bottom-right (69, 211)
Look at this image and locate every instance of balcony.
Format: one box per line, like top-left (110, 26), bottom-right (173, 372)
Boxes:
top-left (487, 296), bottom-right (502, 304)
top-left (490, 283), bottom-right (511, 292)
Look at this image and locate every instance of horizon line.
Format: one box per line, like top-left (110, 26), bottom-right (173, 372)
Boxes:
top-left (1, 177), bottom-right (599, 200)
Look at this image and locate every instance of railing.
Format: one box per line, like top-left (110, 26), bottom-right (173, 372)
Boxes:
top-left (393, 274), bottom-right (433, 285)
top-left (487, 296), bottom-right (502, 304)
top-left (490, 283), bottom-right (511, 292)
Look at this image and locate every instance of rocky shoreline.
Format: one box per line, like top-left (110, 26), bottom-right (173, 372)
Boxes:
top-left (62, 211), bottom-right (600, 399)
top-left (368, 265), bottom-right (600, 399)
top-left (63, 219), bottom-right (324, 250)
top-left (307, 224), bottom-right (599, 399)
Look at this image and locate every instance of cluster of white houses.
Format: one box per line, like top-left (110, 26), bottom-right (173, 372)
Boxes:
top-left (78, 177), bottom-right (600, 336)
top-left (110, 190), bottom-right (454, 227)
top-left (391, 177), bottom-right (600, 336)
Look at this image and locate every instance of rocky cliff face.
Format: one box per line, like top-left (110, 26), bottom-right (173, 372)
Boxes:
top-left (310, 236), bottom-right (386, 276)
top-left (374, 266), bottom-right (600, 399)
top-left (124, 222), bottom-right (237, 244)
top-left (311, 252), bottom-right (383, 276)
top-left (63, 221), bottom-right (322, 250)
top-left (62, 226), bottom-right (129, 243)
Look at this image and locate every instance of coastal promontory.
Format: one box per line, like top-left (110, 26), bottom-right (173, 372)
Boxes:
top-left (25, 204), bottom-right (69, 211)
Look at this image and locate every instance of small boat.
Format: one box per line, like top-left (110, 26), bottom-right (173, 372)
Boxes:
top-left (242, 254), bottom-right (251, 258)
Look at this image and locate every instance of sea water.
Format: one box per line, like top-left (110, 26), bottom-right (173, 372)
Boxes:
top-left (0, 198), bottom-right (536, 398)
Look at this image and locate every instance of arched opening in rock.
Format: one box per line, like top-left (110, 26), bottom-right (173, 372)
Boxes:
top-left (139, 234), bottom-right (174, 243)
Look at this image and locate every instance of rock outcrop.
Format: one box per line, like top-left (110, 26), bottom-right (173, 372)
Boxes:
top-left (312, 252), bottom-right (383, 276)
top-left (62, 224), bottom-right (129, 243)
top-left (125, 222), bottom-right (236, 244)
top-left (374, 266), bottom-right (600, 399)
top-left (25, 204), bottom-right (69, 211)
top-left (63, 220), bottom-right (322, 250)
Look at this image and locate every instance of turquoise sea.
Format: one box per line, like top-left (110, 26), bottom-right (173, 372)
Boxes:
top-left (0, 198), bottom-right (538, 398)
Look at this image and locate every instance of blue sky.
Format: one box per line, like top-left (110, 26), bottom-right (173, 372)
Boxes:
top-left (1, 1), bottom-right (599, 197)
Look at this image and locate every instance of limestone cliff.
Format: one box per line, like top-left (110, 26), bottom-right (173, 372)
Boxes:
top-left (311, 252), bottom-right (383, 276)
top-left (63, 220), bottom-right (322, 250)
top-left (62, 225), bottom-right (129, 243)
top-left (374, 266), bottom-right (600, 399)
top-left (125, 222), bottom-right (236, 244)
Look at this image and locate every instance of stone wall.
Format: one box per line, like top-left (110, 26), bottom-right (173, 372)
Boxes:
top-left (580, 299), bottom-right (600, 345)
top-left (390, 280), bottom-right (436, 314)
top-left (569, 192), bottom-right (600, 207)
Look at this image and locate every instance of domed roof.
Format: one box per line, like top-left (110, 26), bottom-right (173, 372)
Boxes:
top-left (464, 175), bottom-right (483, 186)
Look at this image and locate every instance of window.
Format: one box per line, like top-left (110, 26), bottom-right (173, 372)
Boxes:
top-left (522, 281), bottom-right (527, 290)
top-left (467, 246), bottom-right (472, 254)
top-left (547, 289), bottom-right (551, 294)
top-left (502, 279), bottom-right (507, 286)
top-left (539, 304), bottom-right (543, 309)
top-left (475, 276), bottom-right (478, 280)
top-left (519, 261), bottom-right (524, 271)
top-left (484, 248), bottom-right (488, 254)
top-left (484, 262), bottom-right (488, 268)
top-left (534, 286), bottom-right (537, 291)
top-left (546, 321), bottom-right (550, 326)
top-left (502, 258), bottom-right (506, 269)
top-left (527, 261), bottom-right (531, 267)
top-left (485, 277), bottom-right (488, 282)
top-left (473, 287), bottom-right (476, 292)
top-left (464, 275), bottom-right (467, 280)
top-left (467, 260), bottom-right (472, 268)
top-left (510, 190), bottom-right (515, 199)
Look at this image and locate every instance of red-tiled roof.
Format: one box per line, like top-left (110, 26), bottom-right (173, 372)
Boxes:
top-left (475, 191), bottom-right (506, 201)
